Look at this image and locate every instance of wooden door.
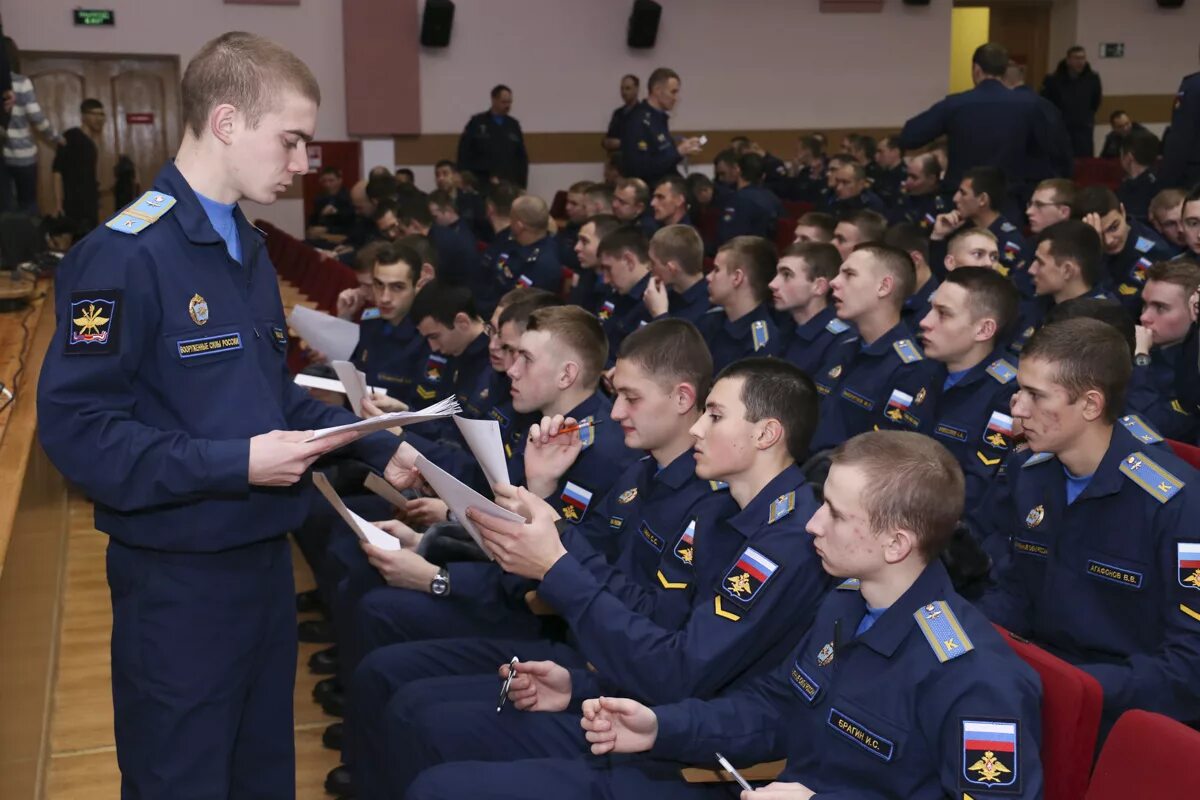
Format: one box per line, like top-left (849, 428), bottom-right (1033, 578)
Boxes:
top-left (985, 3), bottom-right (1052, 92)
top-left (21, 52), bottom-right (181, 221)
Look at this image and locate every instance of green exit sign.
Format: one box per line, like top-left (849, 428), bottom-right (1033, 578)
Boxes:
top-left (73, 9), bottom-right (115, 26)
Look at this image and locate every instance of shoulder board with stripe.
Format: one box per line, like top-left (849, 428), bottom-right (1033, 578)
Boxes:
top-left (709, 480), bottom-right (729, 492)
top-left (106, 191), bottom-right (176, 235)
top-left (986, 358), bottom-right (1017, 384)
top-left (1000, 221), bottom-right (1017, 233)
top-left (892, 339), bottom-right (924, 364)
top-left (1119, 414), bottom-right (1163, 444)
top-left (1119, 451), bottom-right (1184, 504)
top-left (913, 600), bottom-right (974, 663)
top-left (1134, 236), bottom-right (1156, 254)
top-left (359, 308), bottom-right (381, 321)
top-left (826, 318), bottom-right (851, 335)
top-left (836, 578), bottom-right (861, 591)
top-left (1022, 451), bottom-right (1055, 468)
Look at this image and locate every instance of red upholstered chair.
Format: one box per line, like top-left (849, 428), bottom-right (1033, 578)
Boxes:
top-left (696, 206), bottom-right (720, 248)
top-left (1073, 158), bottom-right (1124, 191)
top-left (559, 267), bottom-right (576, 301)
top-left (549, 189), bottom-right (568, 220)
top-left (994, 625), bottom-right (1103, 800)
top-left (1084, 710), bottom-right (1200, 799)
top-left (775, 217), bottom-right (797, 251)
top-left (475, 239), bottom-right (489, 254)
top-left (782, 200), bottom-right (814, 218)
top-left (1167, 438), bottom-right (1200, 469)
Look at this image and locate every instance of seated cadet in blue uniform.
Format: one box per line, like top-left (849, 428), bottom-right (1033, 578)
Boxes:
top-left (917, 267), bottom-right (1021, 527)
top-left (377, 358), bottom-right (830, 798)
top-left (900, 41), bottom-right (1071, 191)
top-left (1012, 220), bottom-right (1119, 352)
top-left (884, 222), bottom-right (940, 328)
top-left (650, 174), bottom-right (694, 230)
top-left (621, 67), bottom-right (704, 186)
top-left (456, 84), bottom-right (528, 187)
top-left (477, 194), bottom-right (562, 316)
top-left (432, 160), bottom-right (490, 243)
top-left (566, 213), bottom-right (622, 314)
top-left (978, 318), bottom-right (1200, 734)
top-left (932, 166), bottom-right (1029, 285)
top-left (942, 227), bottom-right (1002, 276)
top-left (306, 165), bottom-right (355, 239)
top-left (373, 197), bottom-right (479, 290)
top-left (555, 180), bottom-right (591, 272)
top-left (792, 211), bottom-right (837, 246)
top-left (1023, 178), bottom-right (1076, 282)
top-left (1148, 187), bottom-right (1189, 257)
top-left (811, 244), bottom-right (941, 451)
top-left (1074, 185), bottom-right (1175, 314)
top-left (1116, 130), bottom-right (1162, 223)
top-left (406, 431), bottom-right (1044, 800)
top-left (645, 225), bottom-right (712, 325)
top-left (697, 236), bottom-right (783, 373)
top-left (823, 160), bottom-right (887, 216)
top-left (715, 153), bottom-right (785, 247)
top-left (888, 151), bottom-right (952, 229)
top-left (35, 32), bottom-right (411, 800)
top-left (870, 135), bottom-right (906, 207)
top-left (594, 226), bottom-right (653, 360)
top-left (1158, 68), bottom-right (1200, 190)
top-left (613, 177), bottom-right (658, 238)
top-left (778, 134), bottom-right (828, 204)
top-left (1182, 186), bottom-right (1200, 261)
top-left (831, 208), bottom-right (888, 261)
top-left (409, 281), bottom-right (493, 423)
top-left (1129, 262), bottom-right (1200, 442)
top-left (768, 241), bottom-right (851, 378)
top-left (428, 188), bottom-right (478, 247)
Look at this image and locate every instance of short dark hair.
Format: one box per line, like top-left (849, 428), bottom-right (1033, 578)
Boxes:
top-left (1044, 297), bottom-right (1135, 355)
top-left (398, 234), bottom-right (438, 271)
top-left (596, 226), bottom-right (651, 264)
top-left (1036, 220), bottom-right (1104, 288)
top-left (397, 197), bottom-right (435, 228)
top-left (1072, 185), bottom-right (1121, 219)
top-left (487, 181), bottom-right (522, 216)
top-left (80, 97), bottom-right (105, 114)
top-left (491, 84), bottom-right (512, 99)
top-left (797, 134), bottom-right (825, 158)
top-left (586, 213), bottom-right (623, 242)
top-left (1067, 45), bottom-right (1087, 56)
top-left (737, 153), bottom-right (765, 184)
top-left (718, 236), bottom-right (778, 303)
top-left (622, 73), bottom-right (640, 86)
top-left (796, 211), bottom-right (837, 240)
top-left (942, 266), bottom-right (1020, 340)
top-left (839, 209), bottom-right (888, 243)
top-left (366, 173), bottom-right (398, 203)
top-left (410, 280), bottom-right (480, 328)
top-left (1109, 109), bottom-right (1129, 123)
top-left (715, 357), bottom-right (819, 462)
top-left (428, 189), bottom-right (456, 210)
top-left (618, 319), bottom-right (713, 410)
top-left (498, 290), bottom-right (562, 332)
top-left (882, 222), bottom-right (931, 267)
top-left (1185, 183), bottom-right (1200, 211)
top-left (1022, 317), bottom-right (1131, 425)
top-left (686, 173), bottom-right (713, 197)
top-left (973, 43), bottom-right (1010, 77)
top-left (714, 148), bottom-right (738, 169)
top-left (963, 166), bottom-right (1006, 209)
top-left (781, 241), bottom-right (841, 283)
top-left (655, 174), bottom-right (688, 199)
top-left (396, 167), bottom-right (415, 181)
top-left (855, 242), bottom-right (917, 302)
top-left (647, 67), bottom-right (680, 92)
top-left (434, 159), bottom-right (457, 172)
top-left (318, 165), bottom-right (342, 178)
top-left (848, 134), bottom-right (877, 160)
top-left (1120, 130), bottom-right (1161, 167)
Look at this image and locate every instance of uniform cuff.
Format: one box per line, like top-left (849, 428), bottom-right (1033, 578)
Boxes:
top-left (648, 704), bottom-right (694, 762)
top-left (202, 438), bottom-right (251, 494)
top-left (538, 552), bottom-right (595, 616)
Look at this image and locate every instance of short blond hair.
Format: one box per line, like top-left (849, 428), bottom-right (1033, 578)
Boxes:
top-left (649, 225), bottom-right (704, 276)
top-left (182, 32), bottom-right (320, 137)
top-left (526, 306), bottom-right (608, 387)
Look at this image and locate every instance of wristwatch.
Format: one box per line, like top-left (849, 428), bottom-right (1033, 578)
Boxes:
top-left (1135, 353), bottom-right (1152, 367)
top-left (430, 567), bottom-right (450, 597)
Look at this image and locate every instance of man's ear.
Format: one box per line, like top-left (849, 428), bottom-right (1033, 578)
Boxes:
top-left (453, 311), bottom-right (471, 330)
top-left (674, 382), bottom-right (698, 414)
top-left (731, 267), bottom-right (747, 289)
top-left (1080, 387), bottom-right (1106, 422)
top-left (754, 418), bottom-right (784, 451)
top-left (882, 527), bottom-right (918, 565)
top-left (559, 360), bottom-right (580, 390)
top-left (211, 104), bottom-right (236, 145)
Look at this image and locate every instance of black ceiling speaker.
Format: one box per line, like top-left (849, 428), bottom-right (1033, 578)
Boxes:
top-left (1156, 0), bottom-right (1185, 7)
top-left (420, 0), bottom-right (455, 48)
top-left (627, 0), bottom-right (662, 49)
top-left (902, 0), bottom-right (932, 5)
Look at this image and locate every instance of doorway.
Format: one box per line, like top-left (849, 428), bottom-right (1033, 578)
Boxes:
top-left (21, 52), bottom-right (181, 220)
top-left (951, 2), bottom-right (1052, 93)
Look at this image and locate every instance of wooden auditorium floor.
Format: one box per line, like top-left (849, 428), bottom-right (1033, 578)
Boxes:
top-left (43, 493), bottom-right (341, 798)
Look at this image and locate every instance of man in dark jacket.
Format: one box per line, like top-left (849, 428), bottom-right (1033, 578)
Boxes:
top-left (457, 85), bottom-right (529, 188)
top-left (1041, 46), bottom-right (1103, 158)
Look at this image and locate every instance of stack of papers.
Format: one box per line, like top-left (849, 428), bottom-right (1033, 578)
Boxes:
top-left (452, 416), bottom-right (510, 488)
top-left (294, 373), bottom-right (384, 397)
top-left (331, 360), bottom-right (369, 417)
top-left (287, 305), bottom-right (359, 362)
top-left (312, 472), bottom-right (401, 550)
top-left (413, 453), bottom-right (526, 560)
top-left (305, 396), bottom-right (461, 442)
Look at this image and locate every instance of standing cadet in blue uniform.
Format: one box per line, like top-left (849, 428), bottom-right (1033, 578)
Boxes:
top-left (979, 318), bottom-right (1200, 733)
top-left (918, 268), bottom-right (1021, 525)
top-left (1129, 262), bottom-right (1200, 442)
top-left (372, 358), bottom-right (829, 798)
top-left (405, 431), bottom-right (1044, 800)
top-left (1074, 185), bottom-right (1175, 314)
top-left (768, 241), bottom-right (851, 378)
top-left (900, 42), bottom-right (1072, 192)
top-left (645, 225), bottom-right (713, 325)
top-left (621, 68), bottom-right (704, 186)
top-left (35, 33), bottom-right (407, 799)
top-left (594, 226), bottom-right (652, 359)
top-left (715, 153), bottom-right (784, 246)
top-left (811, 244), bottom-right (941, 451)
top-left (697, 236), bottom-right (782, 372)
top-left (457, 84), bottom-right (528, 188)
top-left (1158, 68), bottom-right (1200, 189)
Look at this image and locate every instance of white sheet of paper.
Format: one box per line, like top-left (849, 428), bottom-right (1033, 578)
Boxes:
top-left (312, 472), bottom-right (401, 550)
top-left (331, 360), bottom-right (368, 417)
top-left (287, 304), bottom-right (359, 362)
top-left (453, 416), bottom-right (510, 488)
top-left (414, 454), bottom-right (525, 560)
top-left (363, 472), bottom-right (409, 511)
top-left (294, 373), bottom-right (383, 396)
top-left (305, 397), bottom-right (461, 442)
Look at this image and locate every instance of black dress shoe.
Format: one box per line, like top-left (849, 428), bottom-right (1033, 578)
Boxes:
top-left (322, 722), bottom-right (343, 751)
top-left (296, 589), bottom-right (325, 615)
top-left (324, 765), bottom-right (355, 797)
top-left (321, 686), bottom-right (345, 717)
top-left (298, 619), bottom-right (334, 643)
top-left (313, 676), bottom-right (341, 703)
top-left (309, 646), bottom-right (340, 675)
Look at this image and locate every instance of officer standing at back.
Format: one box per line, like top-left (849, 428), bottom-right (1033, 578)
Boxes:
top-left (36, 32), bottom-right (405, 799)
top-left (621, 68), bottom-right (704, 186)
top-left (1159, 66), bottom-right (1200, 190)
top-left (457, 84), bottom-right (529, 188)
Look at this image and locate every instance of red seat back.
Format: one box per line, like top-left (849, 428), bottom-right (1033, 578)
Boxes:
top-left (1167, 438), bottom-right (1200, 469)
top-left (1073, 158), bottom-right (1124, 191)
top-left (994, 625), bottom-right (1103, 800)
top-left (782, 200), bottom-right (814, 218)
top-left (1084, 710), bottom-right (1200, 798)
top-left (775, 217), bottom-right (797, 251)
top-left (549, 189), bottom-right (569, 220)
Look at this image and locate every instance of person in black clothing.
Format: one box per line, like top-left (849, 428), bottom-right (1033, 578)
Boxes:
top-left (620, 67), bottom-right (704, 186)
top-left (1100, 109), bottom-right (1149, 159)
top-left (602, 74), bottom-right (639, 153)
top-left (306, 166), bottom-right (354, 238)
top-left (53, 97), bottom-right (104, 234)
top-left (457, 84), bottom-right (528, 188)
top-left (112, 155), bottom-right (139, 211)
top-left (1117, 129), bottom-right (1163, 223)
top-left (1041, 45), bottom-right (1103, 158)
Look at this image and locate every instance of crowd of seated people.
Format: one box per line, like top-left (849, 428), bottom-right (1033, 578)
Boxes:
top-left (277, 43), bottom-right (1200, 800)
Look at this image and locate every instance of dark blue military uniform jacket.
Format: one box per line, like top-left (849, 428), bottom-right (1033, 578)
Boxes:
top-left (697, 303), bottom-right (783, 374)
top-left (621, 101), bottom-right (682, 186)
top-left (1127, 344), bottom-right (1199, 443)
top-left (351, 312), bottom-right (442, 409)
top-left (1109, 222), bottom-right (1174, 314)
top-left (457, 112), bottom-right (528, 187)
top-left (1159, 71), bottom-right (1200, 189)
top-left (716, 185), bottom-right (783, 245)
top-left (779, 306), bottom-right (853, 380)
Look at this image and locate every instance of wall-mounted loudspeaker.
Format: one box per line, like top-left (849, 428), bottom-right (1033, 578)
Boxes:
top-left (902, 0), bottom-right (932, 5)
top-left (1156, 0), bottom-right (1184, 7)
top-left (627, 0), bottom-right (662, 49)
top-left (420, 0), bottom-right (455, 48)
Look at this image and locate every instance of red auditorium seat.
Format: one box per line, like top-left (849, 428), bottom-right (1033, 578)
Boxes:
top-left (775, 217), bottom-right (797, 251)
top-left (782, 200), bottom-right (813, 218)
top-left (549, 189), bottom-right (568, 220)
top-left (1084, 710), bottom-right (1200, 799)
top-left (1073, 158), bottom-right (1124, 191)
top-left (1167, 438), bottom-right (1200, 469)
top-left (697, 206), bottom-right (720, 247)
top-left (994, 625), bottom-right (1103, 800)
top-left (559, 266), bottom-right (576, 301)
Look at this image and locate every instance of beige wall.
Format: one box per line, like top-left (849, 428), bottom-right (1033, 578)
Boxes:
top-left (1070, 0), bottom-right (1200, 95)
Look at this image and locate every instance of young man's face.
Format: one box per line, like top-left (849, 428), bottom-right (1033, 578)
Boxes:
top-left (491, 90), bottom-right (513, 116)
top-left (611, 185), bottom-right (643, 222)
top-left (620, 76), bottom-right (639, 105)
top-left (1111, 113), bottom-right (1133, 136)
top-left (945, 233), bottom-right (999, 271)
top-left (705, 250), bottom-right (739, 307)
top-left (228, 88), bottom-right (315, 205)
top-left (495, 320), bottom-right (523, 373)
top-left (769, 257), bottom-right (824, 313)
top-left (806, 462), bottom-right (883, 580)
top-left (564, 192), bottom-right (588, 224)
top-left (434, 165), bottom-right (456, 192)
top-left (611, 358), bottom-right (685, 452)
top-left (371, 260), bottom-right (417, 323)
top-left (831, 222), bottom-right (866, 261)
top-left (1094, 207), bottom-right (1130, 255)
top-left (318, 172), bottom-right (342, 195)
top-left (903, 158), bottom-right (937, 196)
top-left (832, 165), bottom-right (866, 201)
top-left (1026, 188), bottom-right (1070, 234)
top-left (1153, 201), bottom-right (1185, 247)
top-left (1182, 200), bottom-right (1200, 255)
top-left (574, 222), bottom-right (602, 268)
top-left (689, 376), bottom-right (760, 482)
top-left (599, 252), bottom-right (640, 296)
top-left (375, 210), bottom-right (403, 241)
top-left (953, 178), bottom-right (985, 219)
top-left (1140, 280), bottom-right (1196, 347)
top-left (417, 315), bottom-right (473, 357)
top-left (1011, 356), bottom-right (1093, 454)
top-left (82, 105), bottom-right (107, 135)
top-left (794, 222), bottom-right (830, 244)
top-left (1029, 240), bottom-right (1070, 297)
top-left (507, 329), bottom-right (567, 414)
top-left (486, 306), bottom-right (510, 372)
top-left (829, 250), bottom-right (886, 322)
top-left (919, 282), bottom-right (986, 364)
top-left (651, 184), bottom-right (685, 223)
